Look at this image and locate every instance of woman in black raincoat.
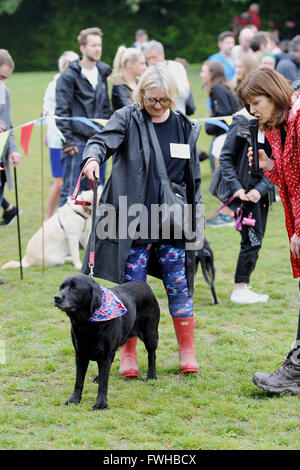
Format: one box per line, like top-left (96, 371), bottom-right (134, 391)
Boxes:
top-left (81, 63), bottom-right (204, 376)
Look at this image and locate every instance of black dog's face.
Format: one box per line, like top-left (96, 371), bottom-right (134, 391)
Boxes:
top-left (53, 274), bottom-right (102, 322)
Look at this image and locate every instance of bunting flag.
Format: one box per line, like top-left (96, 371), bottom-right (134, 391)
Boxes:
top-left (4, 113), bottom-right (236, 159)
top-left (20, 122), bottom-right (34, 157)
top-left (0, 131), bottom-right (9, 159)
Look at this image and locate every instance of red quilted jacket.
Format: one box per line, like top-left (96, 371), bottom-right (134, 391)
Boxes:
top-left (264, 94), bottom-right (300, 278)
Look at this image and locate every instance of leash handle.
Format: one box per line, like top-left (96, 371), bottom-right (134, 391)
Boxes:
top-left (71, 157), bottom-right (99, 206)
top-left (89, 173), bottom-right (98, 277)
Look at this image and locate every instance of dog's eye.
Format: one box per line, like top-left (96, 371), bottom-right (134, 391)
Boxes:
top-left (69, 282), bottom-right (79, 292)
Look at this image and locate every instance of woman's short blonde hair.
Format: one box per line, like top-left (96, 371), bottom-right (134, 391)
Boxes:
top-left (133, 63), bottom-right (178, 111)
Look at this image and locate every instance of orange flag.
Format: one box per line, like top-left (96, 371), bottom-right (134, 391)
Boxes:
top-left (20, 122), bottom-right (34, 157)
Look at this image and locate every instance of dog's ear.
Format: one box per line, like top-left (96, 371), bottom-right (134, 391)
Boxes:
top-left (90, 282), bottom-right (102, 314)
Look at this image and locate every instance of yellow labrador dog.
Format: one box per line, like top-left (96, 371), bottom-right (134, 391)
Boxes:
top-left (1, 189), bottom-right (101, 270)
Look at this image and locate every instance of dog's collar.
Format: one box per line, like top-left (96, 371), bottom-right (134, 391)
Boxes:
top-left (89, 287), bottom-right (127, 322)
top-left (57, 203), bottom-right (89, 233)
top-left (67, 202), bottom-right (90, 219)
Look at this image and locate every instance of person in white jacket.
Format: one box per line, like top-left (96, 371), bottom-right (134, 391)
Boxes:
top-left (144, 40), bottom-right (190, 114)
top-left (42, 51), bottom-right (78, 219)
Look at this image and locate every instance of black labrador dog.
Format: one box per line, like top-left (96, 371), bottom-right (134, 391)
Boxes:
top-left (195, 237), bottom-right (219, 304)
top-left (53, 274), bottom-right (160, 410)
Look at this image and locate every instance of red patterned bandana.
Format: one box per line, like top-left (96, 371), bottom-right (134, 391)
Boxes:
top-left (89, 287), bottom-right (127, 322)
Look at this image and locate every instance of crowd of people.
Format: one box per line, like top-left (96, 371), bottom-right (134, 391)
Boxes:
top-left (0, 14), bottom-right (299, 391)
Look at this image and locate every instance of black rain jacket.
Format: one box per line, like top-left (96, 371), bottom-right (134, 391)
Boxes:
top-left (81, 104), bottom-right (203, 295)
top-left (55, 58), bottom-right (112, 145)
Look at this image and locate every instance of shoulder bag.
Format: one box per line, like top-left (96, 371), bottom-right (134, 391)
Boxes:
top-left (147, 115), bottom-right (204, 247)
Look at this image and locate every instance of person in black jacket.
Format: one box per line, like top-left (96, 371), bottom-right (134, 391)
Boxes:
top-left (81, 63), bottom-right (204, 376)
top-left (200, 60), bottom-right (238, 147)
top-left (200, 59), bottom-right (238, 226)
top-left (111, 45), bottom-right (147, 111)
top-left (55, 27), bottom-right (112, 205)
top-left (219, 108), bottom-right (275, 303)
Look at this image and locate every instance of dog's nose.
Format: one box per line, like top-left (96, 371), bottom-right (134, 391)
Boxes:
top-left (53, 295), bottom-right (62, 305)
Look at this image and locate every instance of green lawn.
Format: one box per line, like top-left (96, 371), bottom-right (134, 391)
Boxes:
top-left (0, 67), bottom-right (299, 450)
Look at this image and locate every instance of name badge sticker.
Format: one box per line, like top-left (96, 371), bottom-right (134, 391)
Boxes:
top-left (170, 143), bottom-right (191, 159)
top-left (257, 131), bottom-right (265, 144)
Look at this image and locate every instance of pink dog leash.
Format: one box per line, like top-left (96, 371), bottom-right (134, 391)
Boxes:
top-left (72, 157), bottom-right (99, 276)
top-left (71, 158), bottom-right (98, 206)
top-left (205, 195), bottom-right (235, 223)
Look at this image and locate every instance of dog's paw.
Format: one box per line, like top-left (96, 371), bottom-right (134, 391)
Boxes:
top-left (146, 374), bottom-right (157, 380)
top-left (93, 375), bottom-right (99, 383)
top-left (74, 262), bottom-right (82, 270)
top-left (92, 400), bottom-right (108, 410)
top-left (64, 394), bottom-right (81, 406)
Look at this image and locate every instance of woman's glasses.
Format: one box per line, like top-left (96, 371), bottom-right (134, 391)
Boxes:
top-left (143, 96), bottom-right (171, 106)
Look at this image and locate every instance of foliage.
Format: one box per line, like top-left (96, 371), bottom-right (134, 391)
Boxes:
top-left (0, 0), bottom-right (300, 71)
top-left (0, 0), bottom-right (22, 15)
top-left (0, 68), bottom-right (300, 450)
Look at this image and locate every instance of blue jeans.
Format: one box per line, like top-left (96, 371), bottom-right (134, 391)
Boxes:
top-left (124, 243), bottom-right (193, 318)
top-left (59, 138), bottom-right (106, 207)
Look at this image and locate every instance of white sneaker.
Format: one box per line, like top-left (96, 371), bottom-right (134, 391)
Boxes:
top-left (230, 286), bottom-right (269, 304)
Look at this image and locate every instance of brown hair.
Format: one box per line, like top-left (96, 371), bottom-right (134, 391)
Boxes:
top-left (77, 27), bottom-right (103, 46)
top-left (202, 60), bottom-right (233, 95)
top-left (238, 67), bottom-right (295, 129)
top-left (232, 53), bottom-right (258, 89)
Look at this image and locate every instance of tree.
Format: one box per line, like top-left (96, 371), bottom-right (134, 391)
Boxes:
top-left (0, 0), bottom-right (300, 71)
top-left (0, 0), bottom-right (23, 15)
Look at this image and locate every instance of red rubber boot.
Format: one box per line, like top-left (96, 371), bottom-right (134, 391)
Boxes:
top-left (172, 317), bottom-right (199, 373)
top-left (118, 336), bottom-right (139, 378)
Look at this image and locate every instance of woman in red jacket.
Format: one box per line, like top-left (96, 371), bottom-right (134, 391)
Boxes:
top-left (238, 67), bottom-right (300, 393)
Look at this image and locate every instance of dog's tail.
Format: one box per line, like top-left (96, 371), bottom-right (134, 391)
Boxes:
top-left (1, 258), bottom-right (30, 270)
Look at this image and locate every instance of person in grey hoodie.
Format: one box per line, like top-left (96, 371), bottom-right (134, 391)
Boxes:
top-left (0, 49), bottom-right (22, 227)
top-left (276, 35), bottom-right (300, 85)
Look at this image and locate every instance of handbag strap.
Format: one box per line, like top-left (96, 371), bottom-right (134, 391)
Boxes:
top-left (147, 115), bottom-right (169, 181)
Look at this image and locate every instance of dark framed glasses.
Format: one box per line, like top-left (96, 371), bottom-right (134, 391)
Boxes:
top-left (143, 96), bottom-right (171, 106)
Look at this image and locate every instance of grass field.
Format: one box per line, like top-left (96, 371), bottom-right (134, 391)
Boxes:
top-left (0, 65), bottom-right (299, 451)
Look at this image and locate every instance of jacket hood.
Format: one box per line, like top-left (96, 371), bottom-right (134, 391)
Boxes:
top-left (234, 107), bottom-right (254, 121)
top-left (279, 53), bottom-right (299, 66)
top-left (68, 58), bottom-right (112, 78)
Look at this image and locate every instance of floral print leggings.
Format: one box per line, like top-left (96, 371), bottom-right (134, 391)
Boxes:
top-left (124, 243), bottom-right (193, 318)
